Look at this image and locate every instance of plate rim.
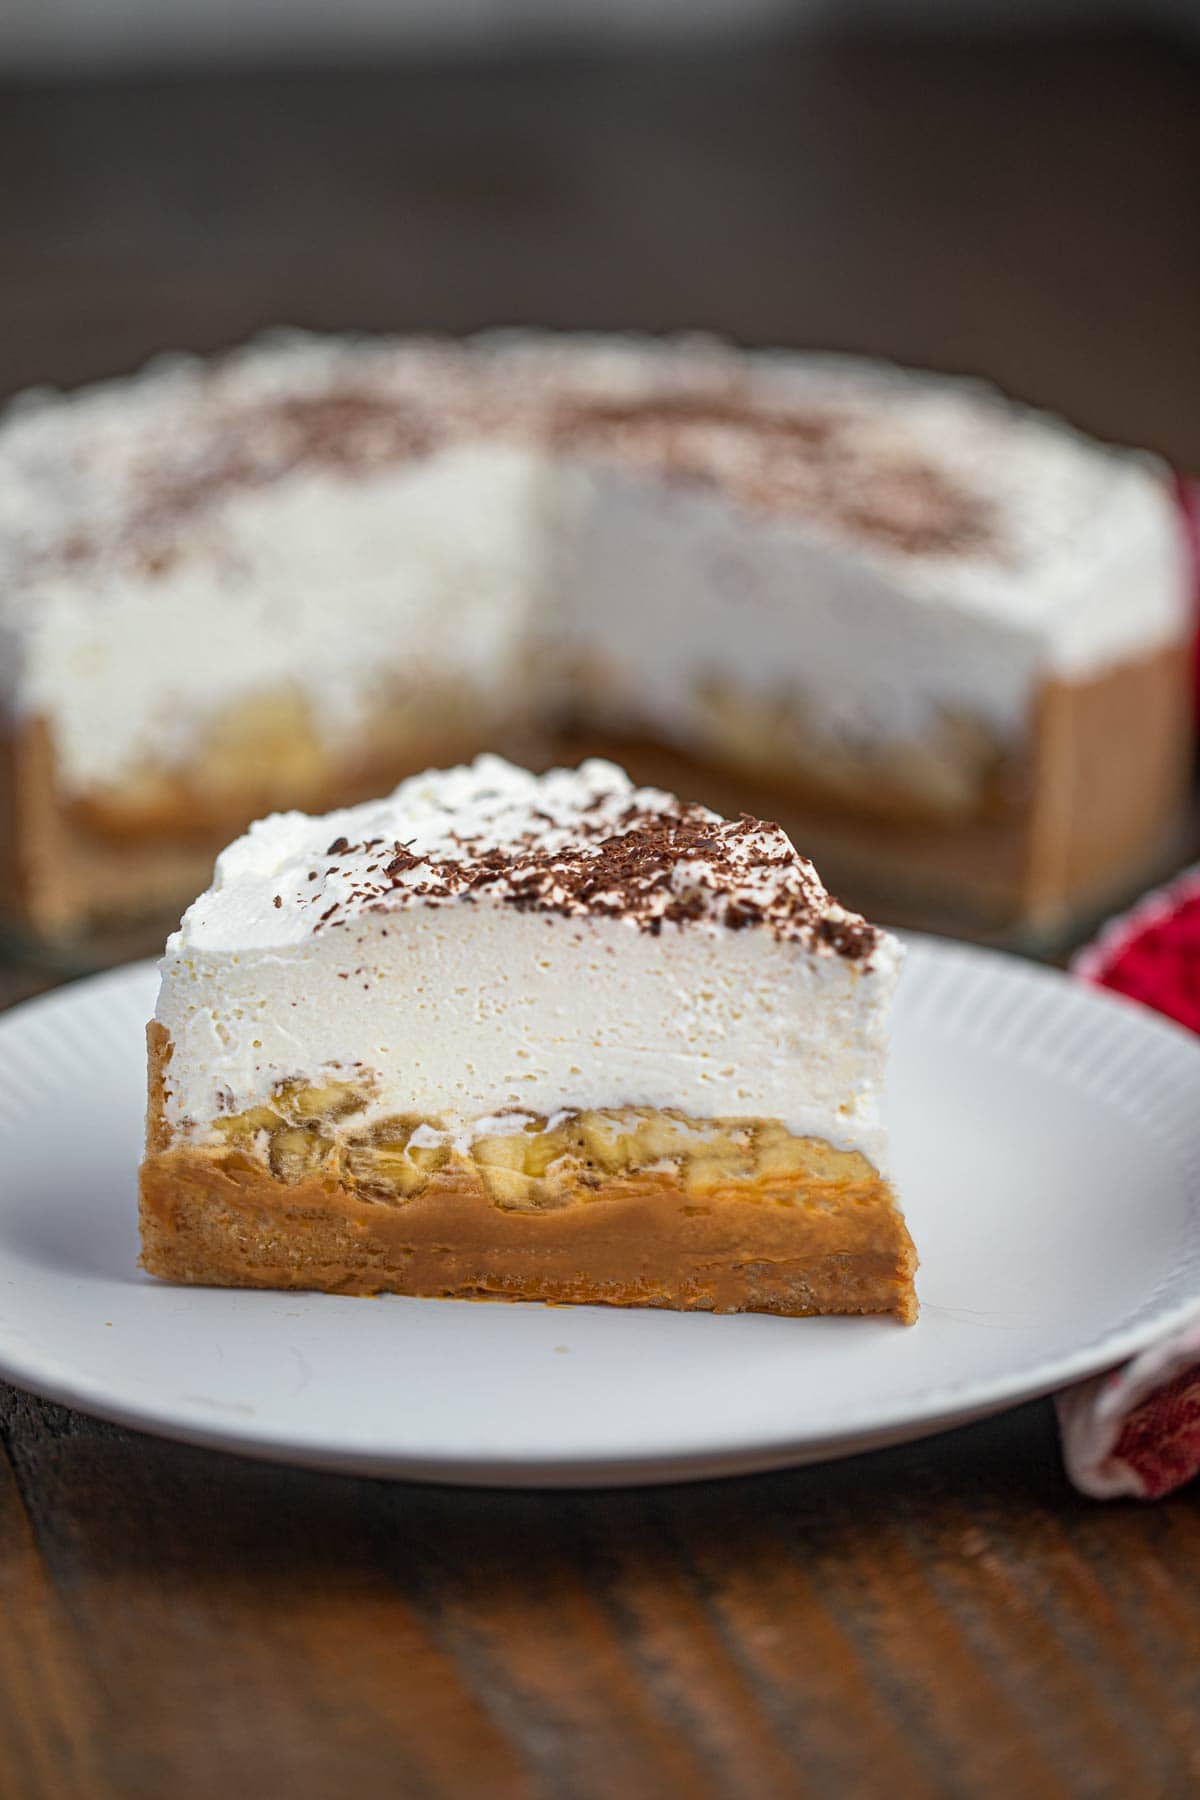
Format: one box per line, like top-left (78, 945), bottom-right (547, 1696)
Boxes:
top-left (0, 936), bottom-right (1197, 1488)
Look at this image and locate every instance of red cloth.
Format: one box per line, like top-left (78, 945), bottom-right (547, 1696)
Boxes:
top-left (1063, 866), bottom-right (1200, 1499)
top-left (1074, 871), bottom-right (1200, 1036)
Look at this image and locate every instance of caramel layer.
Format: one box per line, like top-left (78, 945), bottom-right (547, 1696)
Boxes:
top-left (138, 1150), bottom-right (918, 1321)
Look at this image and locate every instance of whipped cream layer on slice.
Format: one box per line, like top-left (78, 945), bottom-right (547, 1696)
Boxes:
top-left (155, 756), bottom-right (903, 1169)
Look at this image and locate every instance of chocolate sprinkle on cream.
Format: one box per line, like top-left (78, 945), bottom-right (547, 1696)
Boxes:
top-left (14, 334), bottom-right (1011, 585)
top-left (234, 757), bottom-right (881, 962)
top-left (549, 393), bottom-right (996, 556)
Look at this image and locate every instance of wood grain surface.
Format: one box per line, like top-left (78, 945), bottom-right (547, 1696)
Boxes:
top-left (1, 26), bottom-right (1199, 1798)
top-left (2, 1381), bottom-right (1199, 1800)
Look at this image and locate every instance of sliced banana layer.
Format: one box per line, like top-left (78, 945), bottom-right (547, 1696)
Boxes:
top-left (209, 1081), bottom-right (873, 1210)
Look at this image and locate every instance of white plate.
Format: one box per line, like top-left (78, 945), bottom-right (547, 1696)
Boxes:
top-left (1, 937), bottom-right (1198, 1488)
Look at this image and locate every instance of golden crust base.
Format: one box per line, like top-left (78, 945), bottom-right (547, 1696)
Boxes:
top-left (138, 1148), bottom-right (918, 1322)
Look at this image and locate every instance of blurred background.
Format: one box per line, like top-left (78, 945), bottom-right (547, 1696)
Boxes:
top-left (2, 0), bottom-right (1199, 470)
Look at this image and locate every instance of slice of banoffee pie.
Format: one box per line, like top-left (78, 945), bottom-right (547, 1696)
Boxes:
top-left (139, 755), bottom-right (917, 1321)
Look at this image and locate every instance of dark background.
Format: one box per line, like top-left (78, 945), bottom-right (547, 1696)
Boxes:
top-left (2, 25), bottom-right (1199, 466)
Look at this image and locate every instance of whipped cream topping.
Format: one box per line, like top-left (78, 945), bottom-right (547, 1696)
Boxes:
top-left (157, 758), bottom-right (902, 1165)
top-left (1, 440), bottom-right (554, 791)
top-left (0, 334), bottom-right (476, 579)
top-left (179, 756), bottom-right (881, 958)
top-left (0, 336), bottom-right (553, 792)
top-left (0, 330), bottom-right (1189, 798)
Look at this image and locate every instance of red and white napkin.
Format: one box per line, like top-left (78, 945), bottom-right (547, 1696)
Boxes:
top-left (1059, 866), bottom-right (1200, 1498)
top-left (1057, 1321), bottom-right (1200, 1500)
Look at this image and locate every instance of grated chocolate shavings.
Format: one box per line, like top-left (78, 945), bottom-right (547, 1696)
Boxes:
top-left (299, 774), bottom-right (879, 962)
top-left (551, 391), bottom-right (995, 557)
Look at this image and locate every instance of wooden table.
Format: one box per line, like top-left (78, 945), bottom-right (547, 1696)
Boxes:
top-left (1, 28), bottom-right (1199, 1797)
